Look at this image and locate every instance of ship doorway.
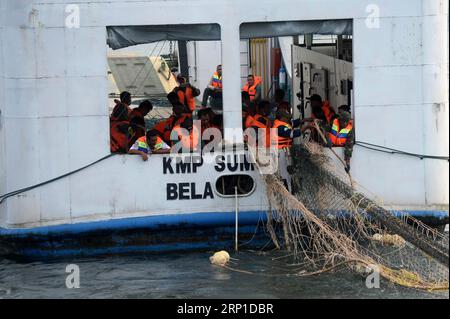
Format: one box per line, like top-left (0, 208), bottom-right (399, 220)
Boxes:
top-left (239, 21), bottom-right (354, 134)
top-left (239, 20), bottom-right (354, 187)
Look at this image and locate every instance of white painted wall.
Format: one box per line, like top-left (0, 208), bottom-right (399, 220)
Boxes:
top-left (187, 41), bottom-right (222, 100)
top-left (0, 0), bottom-right (448, 228)
top-left (4, 152), bottom-right (267, 228)
top-left (0, 0), bottom-right (6, 225)
top-left (421, 0), bottom-right (449, 206)
top-left (350, 0), bottom-right (449, 207)
top-left (291, 46), bottom-right (353, 115)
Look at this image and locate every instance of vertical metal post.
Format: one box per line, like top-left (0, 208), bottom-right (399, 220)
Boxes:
top-left (177, 40), bottom-right (189, 79)
top-left (221, 22), bottom-right (243, 144)
top-left (235, 186), bottom-right (239, 252)
top-left (305, 34), bottom-right (313, 50)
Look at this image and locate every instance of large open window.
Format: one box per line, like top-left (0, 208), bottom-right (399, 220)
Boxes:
top-left (239, 20), bottom-right (354, 147)
top-left (105, 20), bottom-right (354, 157)
top-left (106, 24), bottom-right (224, 156)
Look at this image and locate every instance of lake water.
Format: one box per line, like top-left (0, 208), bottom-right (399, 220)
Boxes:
top-left (0, 250), bottom-right (448, 299)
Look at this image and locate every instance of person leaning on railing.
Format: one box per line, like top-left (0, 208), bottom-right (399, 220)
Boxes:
top-left (128, 130), bottom-right (171, 161)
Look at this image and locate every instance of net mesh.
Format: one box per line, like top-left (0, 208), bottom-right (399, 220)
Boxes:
top-left (253, 142), bottom-right (449, 291)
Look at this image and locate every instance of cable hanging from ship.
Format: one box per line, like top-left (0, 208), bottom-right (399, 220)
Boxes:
top-left (1, 139), bottom-right (449, 205)
top-left (355, 141), bottom-right (449, 161)
top-left (0, 154), bottom-right (116, 205)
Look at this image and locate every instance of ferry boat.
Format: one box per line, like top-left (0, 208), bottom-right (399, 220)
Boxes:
top-left (0, 0), bottom-right (448, 259)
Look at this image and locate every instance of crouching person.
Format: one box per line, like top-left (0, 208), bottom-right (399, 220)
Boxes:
top-left (129, 130), bottom-right (171, 161)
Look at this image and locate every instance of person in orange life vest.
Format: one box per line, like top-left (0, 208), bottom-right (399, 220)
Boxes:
top-left (250, 100), bottom-right (272, 147)
top-left (271, 110), bottom-right (303, 149)
top-left (309, 94), bottom-right (335, 124)
top-left (173, 74), bottom-right (200, 113)
top-left (326, 110), bottom-right (354, 173)
top-left (153, 102), bottom-right (190, 144)
top-left (330, 104), bottom-right (353, 127)
top-left (171, 116), bottom-right (200, 153)
top-left (242, 75), bottom-right (262, 102)
top-left (153, 96), bottom-right (191, 143)
top-left (338, 104), bottom-right (351, 115)
top-left (129, 100), bottom-right (153, 122)
top-left (168, 91), bottom-right (195, 117)
top-left (129, 130), bottom-right (171, 161)
top-left (201, 65), bottom-right (223, 109)
top-left (110, 103), bottom-right (131, 153)
top-left (111, 91), bottom-right (132, 122)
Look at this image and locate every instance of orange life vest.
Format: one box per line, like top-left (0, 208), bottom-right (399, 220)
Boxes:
top-left (310, 101), bottom-right (335, 123)
top-left (110, 121), bottom-right (130, 153)
top-left (244, 114), bottom-right (256, 129)
top-left (328, 118), bottom-right (353, 146)
top-left (212, 72), bottom-right (222, 89)
top-left (321, 101), bottom-right (335, 123)
top-left (242, 76), bottom-right (262, 101)
top-left (272, 119), bottom-right (293, 149)
top-left (252, 114), bottom-right (270, 128)
top-left (153, 114), bottom-right (190, 144)
top-left (176, 86), bottom-right (197, 113)
top-left (252, 113), bottom-right (271, 147)
top-left (136, 135), bottom-right (167, 153)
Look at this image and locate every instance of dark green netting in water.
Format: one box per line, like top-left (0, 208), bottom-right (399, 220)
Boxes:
top-left (252, 142), bottom-right (448, 291)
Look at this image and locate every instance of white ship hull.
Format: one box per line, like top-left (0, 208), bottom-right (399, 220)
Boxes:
top-left (0, 0), bottom-right (448, 258)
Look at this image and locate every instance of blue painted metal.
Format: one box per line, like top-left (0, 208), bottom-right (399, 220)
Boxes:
top-left (15, 229), bottom-right (263, 259)
top-left (0, 210), bottom-right (447, 260)
top-left (0, 211), bottom-right (268, 260)
top-left (391, 210), bottom-right (449, 219)
top-left (0, 211), bottom-right (266, 237)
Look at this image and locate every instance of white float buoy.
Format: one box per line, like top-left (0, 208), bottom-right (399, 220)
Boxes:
top-left (210, 251), bottom-right (230, 266)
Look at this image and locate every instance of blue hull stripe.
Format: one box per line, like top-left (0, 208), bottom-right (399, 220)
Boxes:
top-left (0, 211), bottom-right (267, 237)
top-left (16, 227), bottom-right (266, 259)
top-left (0, 210), bottom-right (447, 237)
top-left (0, 210), bottom-right (447, 259)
